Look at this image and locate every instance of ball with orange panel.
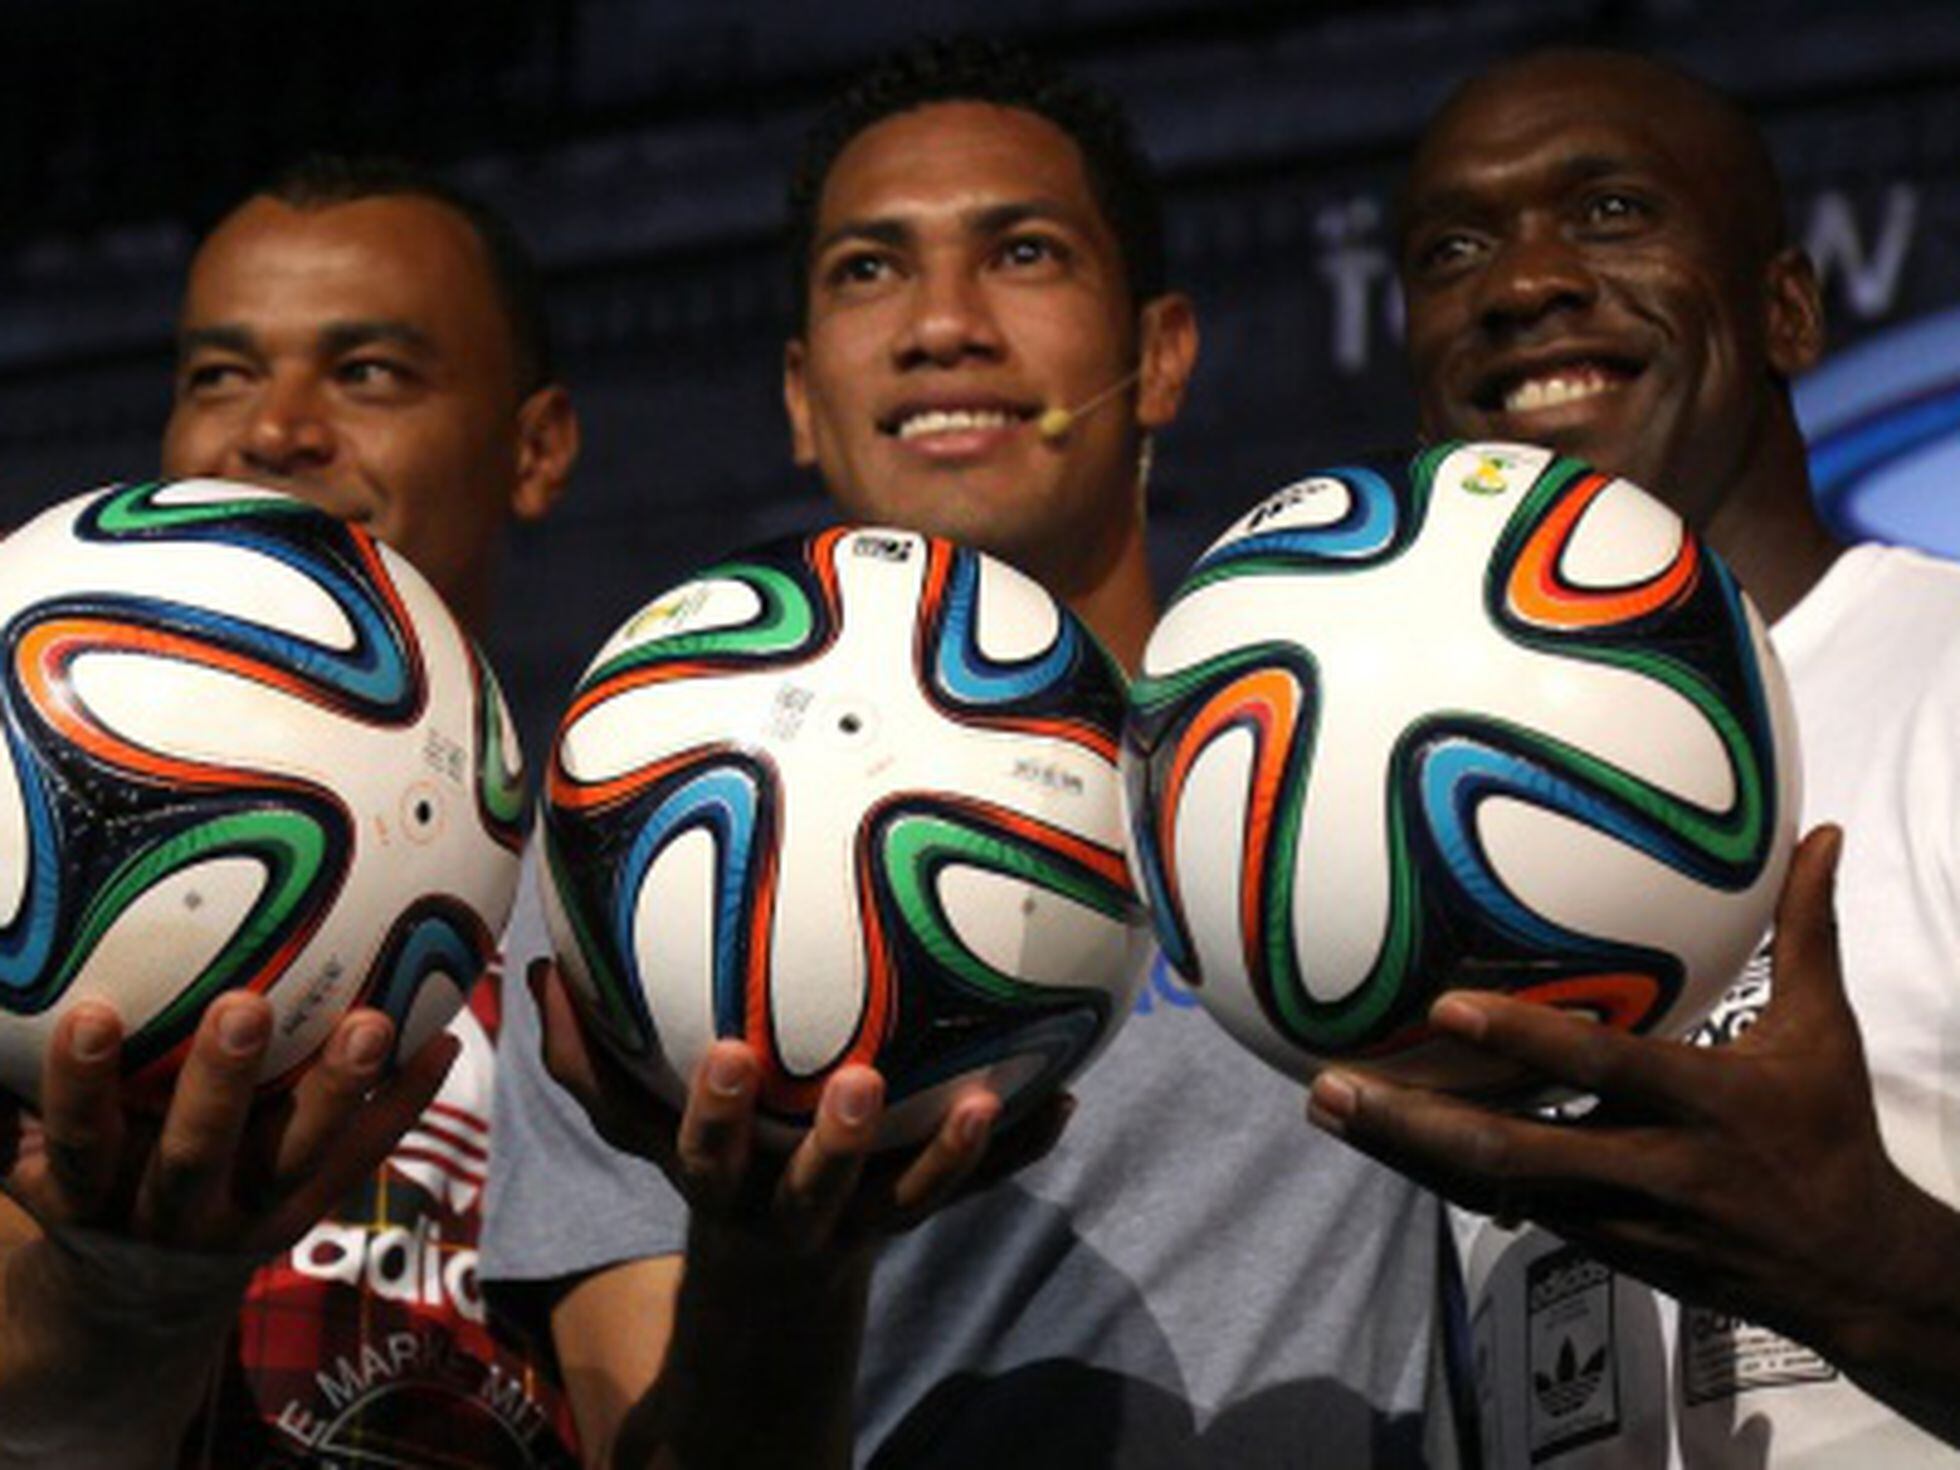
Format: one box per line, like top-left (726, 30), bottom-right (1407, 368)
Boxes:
top-left (540, 524), bottom-right (1148, 1147)
top-left (0, 480), bottom-right (526, 1106)
top-left (1123, 441), bottom-right (1798, 1097)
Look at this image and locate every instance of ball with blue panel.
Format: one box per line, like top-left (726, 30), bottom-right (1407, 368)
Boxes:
top-left (1123, 442), bottom-right (1798, 1096)
top-left (541, 525), bottom-right (1147, 1147)
top-left (0, 480), bottom-right (526, 1106)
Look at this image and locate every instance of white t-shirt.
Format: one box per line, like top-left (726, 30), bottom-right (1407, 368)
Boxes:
top-left (1455, 543), bottom-right (1960, 1468)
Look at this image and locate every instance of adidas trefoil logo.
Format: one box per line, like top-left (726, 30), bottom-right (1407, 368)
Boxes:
top-left (1533, 1337), bottom-right (1607, 1418)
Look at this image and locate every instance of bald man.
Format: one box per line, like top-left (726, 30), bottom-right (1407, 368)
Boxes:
top-left (1309, 48), bottom-right (1960, 1464)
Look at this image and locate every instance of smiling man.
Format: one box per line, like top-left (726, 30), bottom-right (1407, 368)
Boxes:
top-left (0, 157), bottom-right (583, 1468)
top-left (1309, 48), bottom-right (1960, 1464)
top-left (1396, 50), bottom-right (1833, 624)
top-left (781, 96), bottom-right (1175, 667)
top-left (484, 37), bottom-right (1460, 1470)
top-left (164, 178), bottom-right (565, 633)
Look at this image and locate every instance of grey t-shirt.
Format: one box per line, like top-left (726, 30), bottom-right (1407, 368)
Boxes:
top-left (485, 874), bottom-right (1455, 1467)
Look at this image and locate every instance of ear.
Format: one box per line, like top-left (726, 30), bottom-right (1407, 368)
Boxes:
top-left (1134, 293), bottom-right (1199, 432)
top-left (1764, 246), bottom-right (1825, 380)
top-left (511, 385), bottom-right (580, 523)
top-left (784, 337), bottom-right (818, 467)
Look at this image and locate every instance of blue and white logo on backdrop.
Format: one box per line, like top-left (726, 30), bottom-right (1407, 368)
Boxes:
top-left (1800, 305), bottom-right (1960, 558)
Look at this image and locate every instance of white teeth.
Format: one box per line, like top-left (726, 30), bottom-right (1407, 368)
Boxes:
top-left (1504, 369), bottom-right (1616, 414)
top-left (895, 408), bottom-right (1017, 440)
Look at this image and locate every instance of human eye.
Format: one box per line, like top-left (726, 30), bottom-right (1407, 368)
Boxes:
top-left (993, 231), bottom-right (1071, 275)
top-left (822, 247), bottom-right (897, 294)
top-left (1580, 189), bottom-right (1654, 234)
top-left (176, 355), bottom-right (252, 399)
top-left (335, 356), bottom-right (417, 396)
top-left (1408, 229), bottom-right (1485, 281)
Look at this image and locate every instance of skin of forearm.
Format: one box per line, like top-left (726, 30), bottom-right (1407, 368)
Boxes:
top-left (0, 1233), bottom-right (248, 1469)
top-left (1822, 1171), bottom-right (1960, 1446)
top-left (610, 1221), bottom-right (876, 1470)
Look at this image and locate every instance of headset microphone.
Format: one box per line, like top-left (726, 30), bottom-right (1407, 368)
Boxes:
top-left (1036, 368), bottom-right (1142, 441)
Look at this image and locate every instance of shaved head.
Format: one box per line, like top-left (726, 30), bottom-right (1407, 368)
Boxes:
top-left (1408, 48), bottom-right (1788, 266)
top-left (1395, 44), bottom-right (1830, 616)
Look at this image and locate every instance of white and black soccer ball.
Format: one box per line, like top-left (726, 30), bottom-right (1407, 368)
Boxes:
top-left (1124, 443), bottom-right (1799, 1095)
top-left (541, 525), bottom-right (1147, 1146)
top-left (0, 481), bottom-right (526, 1105)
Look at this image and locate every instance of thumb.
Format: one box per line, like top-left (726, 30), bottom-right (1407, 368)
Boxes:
top-left (1751, 824), bottom-right (1852, 1044)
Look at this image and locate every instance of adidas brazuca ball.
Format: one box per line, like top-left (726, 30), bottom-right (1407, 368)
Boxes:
top-left (541, 526), bottom-right (1147, 1147)
top-left (1124, 442), bottom-right (1799, 1095)
top-left (0, 481), bottom-right (526, 1106)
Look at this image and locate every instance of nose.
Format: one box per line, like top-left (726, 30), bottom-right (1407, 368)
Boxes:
top-left (894, 258), bottom-right (1004, 368)
top-left (1472, 225), bottom-right (1597, 336)
top-left (237, 371), bottom-right (336, 477)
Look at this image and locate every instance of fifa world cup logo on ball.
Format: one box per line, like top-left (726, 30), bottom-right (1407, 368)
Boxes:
top-left (542, 526), bottom-right (1149, 1147)
top-left (1123, 442), bottom-right (1798, 1096)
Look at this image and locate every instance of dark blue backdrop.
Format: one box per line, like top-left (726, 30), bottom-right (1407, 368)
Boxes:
top-left (1, 0), bottom-right (1956, 760)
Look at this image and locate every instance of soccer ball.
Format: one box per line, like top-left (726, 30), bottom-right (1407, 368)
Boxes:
top-left (541, 526), bottom-right (1147, 1147)
top-left (0, 481), bottom-right (526, 1106)
top-left (1124, 443), bottom-right (1799, 1094)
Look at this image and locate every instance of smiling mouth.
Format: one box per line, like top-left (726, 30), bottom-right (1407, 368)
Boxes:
top-left (1482, 360), bottom-right (1642, 417)
top-left (881, 405), bottom-right (1037, 441)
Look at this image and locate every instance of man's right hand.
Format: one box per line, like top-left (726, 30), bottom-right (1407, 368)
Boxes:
top-left (0, 993), bottom-right (456, 1469)
top-left (529, 959), bottom-right (1071, 1469)
top-left (531, 960), bottom-right (1067, 1259)
top-left (3, 993), bottom-right (454, 1257)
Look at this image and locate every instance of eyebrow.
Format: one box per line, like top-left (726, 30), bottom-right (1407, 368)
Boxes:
top-left (174, 319), bottom-right (436, 360)
top-left (320, 320), bottom-right (436, 356)
top-left (1399, 153), bottom-right (1654, 251)
top-left (810, 198), bottom-right (1089, 260)
top-left (175, 324), bottom-right (256, 361)
top-left (1406, 154), bottom-right (1646, 221)
top-left (972, 200), bottom-right (1085, 236)
top-left (812, 216), bottom-right (911, 259)
top-left (1552, 154), bottom-right (1645, 189)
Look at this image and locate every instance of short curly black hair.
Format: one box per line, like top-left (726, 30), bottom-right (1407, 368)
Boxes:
top-left (785, 36), bottom-right (1167, 329)
top-left (252, 153), bottom-right (555, 394)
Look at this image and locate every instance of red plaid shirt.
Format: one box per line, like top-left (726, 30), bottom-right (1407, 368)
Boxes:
top-left (179, 974), bottom-right (581, 1468)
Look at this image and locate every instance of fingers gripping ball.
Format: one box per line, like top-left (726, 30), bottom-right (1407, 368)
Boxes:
top-left (541, 526), bottom-right (1148, 1148)
top-left (1124, 443), bottom-right (1799, 1095)
top-left (0, 481), bottom-right (526, 1106)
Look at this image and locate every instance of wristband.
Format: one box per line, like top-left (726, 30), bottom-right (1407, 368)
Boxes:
top-left (0, 1232), bottom-right (259, 1468)
top-left (34, 1223), bottom-right (261, 1337)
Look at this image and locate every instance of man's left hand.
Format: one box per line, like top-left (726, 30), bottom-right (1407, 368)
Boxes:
top-left (1307, 825), bottom-right (1940, 1366)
